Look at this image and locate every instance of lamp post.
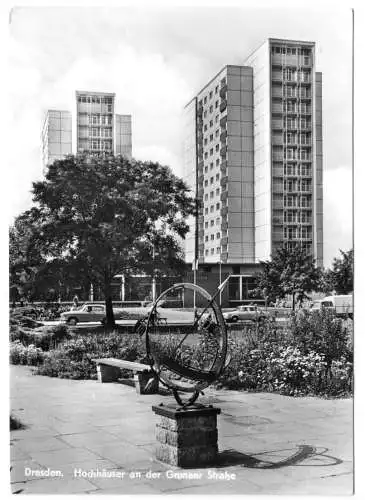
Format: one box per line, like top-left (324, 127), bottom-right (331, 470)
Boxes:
top-left (151, 243), bottom-right (156, 303)
top-left (218, 258), bottom-right (222, 306)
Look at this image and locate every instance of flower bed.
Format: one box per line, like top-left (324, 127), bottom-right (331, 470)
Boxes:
top-left (9, 309), bottom-right (353, 397)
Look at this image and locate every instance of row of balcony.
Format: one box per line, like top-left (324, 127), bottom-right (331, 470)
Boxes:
top-left (272, 155), bottom-right (312, 162)
top-left (272, 137), bottom-right (312, 146)
top-left (274, 172), bottom-right (312, 179)
top-left (273, 234), bottom-right (312, 242)
top-left (220, 82), bottom-right (227, 98)
top-left (273, 201), bottom-right (312, 209)
top-left (271, 56), bottom-right (312, 67)
top-left (220, 160), bottom-right (227, 176)
top-left (197, 96), bottom-right (227, 118)
top-left (272, 74), bottom-right (312, 85)
top-left (272, 108), bottom-right (312, 116)
top-left (272, 93), bottom-right (312, 100)
top-left (220, 175), bottom-right (228, 187)
top-left (273, 217), bottom-right (312, 225)
top-left (272, 124), bottom-right (312, 132)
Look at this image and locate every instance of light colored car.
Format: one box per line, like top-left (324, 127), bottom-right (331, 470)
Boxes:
top-left (223, 305), bottom-right (268, 323)
top-left (60, 303), bottom-right (124, 325)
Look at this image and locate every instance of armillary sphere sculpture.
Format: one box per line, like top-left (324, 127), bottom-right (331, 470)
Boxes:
top-left (138, 281), bottom-right (229, 407)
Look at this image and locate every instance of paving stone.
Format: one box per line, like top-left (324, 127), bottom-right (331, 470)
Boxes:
top-left (149, 474), bottom-right (262, 494)
top-left (29, 446), bottom-right (104, 467)
top-left (10, 426), bottom-right (56, 440)
top-left (12, 476), bottom-right (98, 494)
top-left (87, 472), bottom-right (149, 490)
top-left (51, 422), bottom-right (100, 435)
top-left (61, 458), bottom-right (123, 477)
top-left (87, 481), bottom-right (159, 494)
top-left (10, 365), bottom-right (353, 495)
top-left (10, 459), bottom-right (43, 484)
top-left (11, 436), bottom-right (72, 454)
top-left (58, 430), bottom-right (120, 448)
top-left (87, 442), bottom-right (152, 467)
top-left (10, 444), bottom-right (32, 461)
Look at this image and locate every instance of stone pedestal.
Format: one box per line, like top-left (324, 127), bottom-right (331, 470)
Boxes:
top-left (152, 403), bottom-right (221, 468)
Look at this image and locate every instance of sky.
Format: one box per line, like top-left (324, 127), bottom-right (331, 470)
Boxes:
top-left (6, 4), bottom-right (354, 268)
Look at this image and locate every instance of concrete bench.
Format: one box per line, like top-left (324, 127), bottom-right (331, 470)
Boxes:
top-left (92, 358), bottom-right (159, 394)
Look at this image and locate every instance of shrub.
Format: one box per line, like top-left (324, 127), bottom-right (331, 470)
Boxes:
top-left (10, 324), bottom-right (72, 351)
top-left (37, 350), bottom-right (97, 380)
top-left (35, 332), bottom-right (145, 379)
top-left (216, 311), bottom-right (353, 397)
top-left (290, 309), bottom-right (352, 368)
top-left (10, 341), bottom-right (45, 366)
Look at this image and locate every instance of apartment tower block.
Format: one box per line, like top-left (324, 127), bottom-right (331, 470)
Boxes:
top-left (184, 38), bottom-right (323, 269)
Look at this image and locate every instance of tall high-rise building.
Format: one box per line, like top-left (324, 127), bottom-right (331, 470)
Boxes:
top-left (74, 91), bottom-right (132, 158)
top-left (183, 38), bottom-right (323, 272)
top-left (42, 91), bottom-right (132, 171)
top-left (41, 110), bottom-right (72, 170)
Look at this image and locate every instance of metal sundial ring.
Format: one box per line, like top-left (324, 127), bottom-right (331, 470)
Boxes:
top-left (144, 282), bottom-right (228, 407)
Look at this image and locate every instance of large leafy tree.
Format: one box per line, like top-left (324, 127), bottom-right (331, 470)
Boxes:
top-left (17, 153), bottom-right (195, 325)
top-left (255, 245), bottom-right (321, 310)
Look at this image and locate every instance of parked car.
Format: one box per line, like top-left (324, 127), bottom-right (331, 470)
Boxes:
top-left (60, 303), bottom-right (125, 325)
top-left (223, 305), bottom-right (268, 323)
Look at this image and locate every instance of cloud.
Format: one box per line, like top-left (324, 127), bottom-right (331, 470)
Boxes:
top-left (6, 5), bottom-right (353, 265)
top-left (323, 167), bottom-right (353, 267)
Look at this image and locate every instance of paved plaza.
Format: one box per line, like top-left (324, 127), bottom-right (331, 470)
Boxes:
top-left (10, 365), bottom-right (353, 495)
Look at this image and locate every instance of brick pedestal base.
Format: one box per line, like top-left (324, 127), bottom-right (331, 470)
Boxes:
top-left (152, 403), bottom-right (221, 468)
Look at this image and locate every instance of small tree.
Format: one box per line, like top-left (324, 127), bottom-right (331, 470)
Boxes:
top-left (255, 245), bottom-right (321, 310)
top-left (13, 154), bottom-right (195, 326)
top-left (327, 249), bottom-right (353, 295)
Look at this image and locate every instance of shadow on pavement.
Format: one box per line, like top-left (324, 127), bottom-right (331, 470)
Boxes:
top-left (216, 445), bottom-right (343, 469)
